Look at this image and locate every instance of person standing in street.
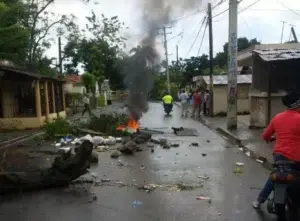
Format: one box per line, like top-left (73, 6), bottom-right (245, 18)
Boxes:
top-left (178, 89), bottom-right (189, 117)
top-left (82, 93), bottom-right (92, 116)
top-left (203, 90), bottom-right (210, 116)
top-left (191, 89), bottom-right (201, 118)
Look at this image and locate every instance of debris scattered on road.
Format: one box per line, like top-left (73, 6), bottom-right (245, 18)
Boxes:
top-left (151, 148), bottom-right (154, 153)
top-left (92, 196), bottom-right (97, 201)
top-left (140, 165), bottom-right (146, 170)
top-left (236, 162), bottom-right (244, 167)
top-left (147, 143), bottom-right (155, 148)
top-left (197, 175), bottom-right (209, 180)
top-left (116, 160), bottom-right (124, 167)
top-left (250, 186), bottom-right (262, 190)
top-left (257, 156), bottom-right (267, 163)
top-left (138, 184), bottom-right (157, 193)
top-left (201, 153), bottom-right (207, 157)
top-left (159, 138), bottom-right (168, 146)
top-left (233, 167), bottom-right (243, 174)
top-left (256, 159), bottom-right (264, 164)
top-left (132, 200), bottom-right (143, 208)
top-left (238, 148), bottom-right (243, 151)
top-left (170, 143), bottom-right (180, 148)
top-left (206, 140), bottom-right (210, 143)
top-left (191, 142), bottom-right (199, 147)
top-left (101, 178), bottom-right (111, 183)
top-left (245, 151), bottom-right (251, 157)
top-left (196, 196), bottom-right (211, 200)
top-left (110, 150), bottom-right (122, 158)
top-left (162, 144), bottom-right (170, 149)
top-left (177, 183), bottom-right (203, 191)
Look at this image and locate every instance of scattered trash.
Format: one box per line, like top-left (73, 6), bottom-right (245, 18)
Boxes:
top-left (196, 196), bottom-right (211, 200)
top-left (236, 162), bottom-right (244, 167)
top-left (176, 153), bottom-right (179, 155)
top-left (110, 150), bottom-right (122, 158)
top-left (101, 178), bottom-right (111, 183)
top-left (197, 176), bottom-right (209, 180)
top-left (206, 140), bottom-right (210, 143)
top-left (140, 165), bottom-right (146, 170)
top-left (151, 148), bottom-right (154, 153)
top-left (257, 156), bottom-right (267, 163)
top-left (116, 181), bottom-right (124, 186)
top-left (238, 148), bottom-right (243, 151)
top-left (132, 200), bottom-right (142, 208)
top-left (116, 160), bottom-right (124, 167)
top-left (233, 167), bottom-right (243, 174)
top-left (55, 143), bottom-right (61, 147)
top-left (150, 138), bottom-right (160, 144)
top-left (256, 159), bottom-right (264, 164)
top-left (159, 138), bottom-right (168, 146)
top-left (245, 151), bottom-right (251, 157)
top-left (177, 183), bottom-right (203, 191)
top-left (191, 142), bottom-right (199, 147)
top-left (92, 196), bottom-right (97, 201)
top-left (163, 144), bottom-right (170, 149)
top-left (116, 137), bottom-right (122, 142)
top-left (147, 143), bottom-right (155, 148)
top-left (91, 136), bottom-right (105, 146)
top-left (90, 172), bottom-right (98, 179)
top-left (201, 153), bottom-right (207, 157)
top-left (250, 186), bottom-right (262, 190)
top-left (138, 184), bottom-right (157, 193)
top-left (170, 144), bottom-right (180, 148)
top-left (96, 146), bottom-right (108, 152)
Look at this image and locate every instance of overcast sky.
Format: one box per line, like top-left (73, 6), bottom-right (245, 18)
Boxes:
top-left (48, 0), bottom-right (300, 72)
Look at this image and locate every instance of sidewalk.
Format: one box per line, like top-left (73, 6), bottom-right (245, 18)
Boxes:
top-left (200, 115), bottom-right (273, 169)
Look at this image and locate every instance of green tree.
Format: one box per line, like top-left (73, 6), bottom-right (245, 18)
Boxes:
top-left (63, 11), bottom-right (127, 90)
top-left (0, 1), bottom-right (29, 62)
top-left (214, 37), bottom-right (261, 68)
top-left (81, 72), bottom-right (96, 93)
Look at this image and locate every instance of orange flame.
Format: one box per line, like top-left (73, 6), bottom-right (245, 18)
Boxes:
top-left (116, 116), bottom-right (139, 132)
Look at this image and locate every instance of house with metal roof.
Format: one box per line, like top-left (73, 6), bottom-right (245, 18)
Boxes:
top-left (237, 43), bottom-right (300, 128)
top-left (193, 74), bottom-right (252, 115)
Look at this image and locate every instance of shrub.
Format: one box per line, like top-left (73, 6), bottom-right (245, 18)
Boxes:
top-left (42, 117), bottom-right (71, 139)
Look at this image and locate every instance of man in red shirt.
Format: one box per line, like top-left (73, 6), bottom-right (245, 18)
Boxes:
top-left (191, 89), bottom-right (201, 118)
top-left (253, 91), bottom-right (300, 209)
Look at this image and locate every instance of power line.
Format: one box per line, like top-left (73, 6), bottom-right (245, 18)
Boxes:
top-left (275, 0), bottom-right (300, 17)
top-left (156, 32), bottom-right (183, 45)
top-left (197, 20), bottom-right (208, 56)
top-left (185, 16), bottom-right (207, 57)
top-left (212, 0), bottom-right (258, 18)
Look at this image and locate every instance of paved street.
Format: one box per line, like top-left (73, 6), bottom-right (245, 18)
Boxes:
top-left (0, 103), bottom-right (275, 221)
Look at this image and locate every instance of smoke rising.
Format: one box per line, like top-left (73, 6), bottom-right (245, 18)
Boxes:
top-left (123, 0), bottom-right (204, 120)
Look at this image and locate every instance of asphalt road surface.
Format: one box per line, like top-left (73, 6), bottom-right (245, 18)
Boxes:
top-left (0, 103), bottom-right (275, 221)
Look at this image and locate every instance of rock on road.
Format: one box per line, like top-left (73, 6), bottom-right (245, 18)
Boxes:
top-left (0, 103), bottom-right (275, 221)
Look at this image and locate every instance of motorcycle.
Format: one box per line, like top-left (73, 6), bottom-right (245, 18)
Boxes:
top-left (267, 159), bottom-right (300, 221)
top-left (163, 103), bottom-right (173, 115)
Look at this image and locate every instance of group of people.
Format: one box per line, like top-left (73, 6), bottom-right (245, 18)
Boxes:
top-left (178, 89), bottom-right (210, 117)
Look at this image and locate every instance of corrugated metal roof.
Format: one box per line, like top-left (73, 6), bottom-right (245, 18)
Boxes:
top-left (253, 49), bottom-right (300, 61)
top-left (202, 74), bottom-right (252, 85)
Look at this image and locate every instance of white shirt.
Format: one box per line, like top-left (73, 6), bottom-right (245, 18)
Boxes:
top-left (83, 96), bottom-right (89, 104)
top-left (179, 92), bottom-right (188, 104)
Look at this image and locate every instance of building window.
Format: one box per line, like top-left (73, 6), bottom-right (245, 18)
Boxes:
top-left (16, 82), bottom-right (36, 117)
top-left (55, 84), bottom-right (63, 112)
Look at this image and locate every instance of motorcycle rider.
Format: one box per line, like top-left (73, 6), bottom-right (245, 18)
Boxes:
top-left (252, 91), bottom-right (300, 209)
top-left (162, 92), bottom-right (173, 113)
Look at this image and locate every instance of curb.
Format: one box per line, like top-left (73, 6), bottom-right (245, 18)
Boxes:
top-left (215, 127), bottom-right (273, 170)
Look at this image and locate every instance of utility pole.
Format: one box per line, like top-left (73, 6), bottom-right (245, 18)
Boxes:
top-left (176, 44), bottom-right (179, 70)
top-left (291, 25), bottom-right (298, 43)
top-left (161, 26), bottom-right (172, 93)
top-left (208, 3), bottom-right (214, 117)
top-left (58, 37), bottom-right (63, 75)
top-left (280, 21), bottom-right (286, 43)
top-left (227, 0), bottom-right (238, 129)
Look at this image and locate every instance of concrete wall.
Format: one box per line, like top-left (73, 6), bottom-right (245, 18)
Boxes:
top-left (213, 84), bottom-right (250, 115)
top-left (249, 92), bottom-right (285, 128)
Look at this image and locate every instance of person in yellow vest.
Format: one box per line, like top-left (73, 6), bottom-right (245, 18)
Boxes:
top-left (162, 92), bottom-right (173, 114)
